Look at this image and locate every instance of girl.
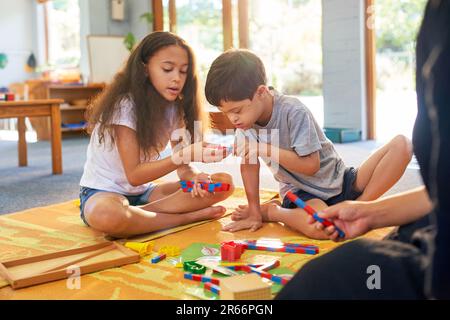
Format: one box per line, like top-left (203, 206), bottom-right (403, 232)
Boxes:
top-left (79, 32), bottom-right (234, 238)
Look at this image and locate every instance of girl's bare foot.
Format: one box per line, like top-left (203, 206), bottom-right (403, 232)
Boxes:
top-left (187, 206), bottom-right (226, 223)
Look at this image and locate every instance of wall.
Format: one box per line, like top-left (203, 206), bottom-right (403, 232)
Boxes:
top-left (322, 0), bottom-right (367, 139)
top-left (79, 0), bottom-right (152, 81)
top-left (0, 0), bottom-right (39, 87)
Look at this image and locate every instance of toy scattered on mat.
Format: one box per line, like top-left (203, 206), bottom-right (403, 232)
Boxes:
top-left (158, 245), bottom-right (181, 257)
top-left (204, 282), bottom-right (220, 295)
top-left (286, 191), bottom-right (346, 238)
top-left (220, 240), bottom-right (319, 262)
top-left (151, 253), bottom-right (166, 263)
top-left (180, 180), bottom-right (231, 193)
top-left (244, 265), bottom-right (290, 285)
top-left (168, 257), bottom-right (183, 268)
top-left (183, 261), bottom-right (207, 274)
top-left (124, 241), bottom-right (154, 257)
top-left (220, 273), bottom-right (271, 300)
top-left (244, 241), bottom-right (318, 255)
top-left (184, 273), bottom-right (220, 285)
top-left (220, 241), bottom-right (246, 261)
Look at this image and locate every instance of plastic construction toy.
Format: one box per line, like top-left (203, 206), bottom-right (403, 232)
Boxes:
top-left (220, 241), bottom-right (246, 261)
top-left (184, 273), bottom-right (220, 285)
top-left (286, 191), bottom-right (346, 238)
top-left (151, 253), bottom-right (166, 264)
top-left (179, 180), bottom-right (231, 193)
top-left (243, 240), bottom-right (319, 254)
top-left (158, 245), bottom-right (181, 257)
top-left (204, 282), bottom-right (220, 295)
top-left (183, 261), bottom-right (207, 274)
top-left (124, 241), bottom-right (154, 257)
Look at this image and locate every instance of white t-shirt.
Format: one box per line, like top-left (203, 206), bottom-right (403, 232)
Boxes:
top-left (80, 96), bottom-right (182, 195)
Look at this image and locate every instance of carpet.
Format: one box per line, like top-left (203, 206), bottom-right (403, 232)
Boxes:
top-left (0, 187), bottom-right (392, 299)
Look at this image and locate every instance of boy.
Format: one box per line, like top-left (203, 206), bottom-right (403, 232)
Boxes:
top-left (205, 49), bottom-right (413, 239)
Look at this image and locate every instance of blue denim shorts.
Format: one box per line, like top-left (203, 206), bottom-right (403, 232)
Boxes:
top-left (79, 185), bottom-right (156, 226)
top-left (282, 167), bottom-right (362, 208)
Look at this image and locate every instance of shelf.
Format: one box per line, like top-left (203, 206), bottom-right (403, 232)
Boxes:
top-left (61, 126), bottom-right (87, 133)
top-left (60, 105), bottom-right (87, 111)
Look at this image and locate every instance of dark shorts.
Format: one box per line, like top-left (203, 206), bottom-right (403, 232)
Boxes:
top-left (78, 185), bottom-right (156, 227)
top-left (281, 167), bottom-right (362, 208)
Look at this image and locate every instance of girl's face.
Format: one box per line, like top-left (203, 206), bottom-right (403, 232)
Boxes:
top-left (146, 45), bottom-right (189, 102)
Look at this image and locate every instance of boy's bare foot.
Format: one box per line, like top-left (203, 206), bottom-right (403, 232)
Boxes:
top-left (231, 200), bottom-right (280, 221)
top-left (187, 206), bottom-right (226, 223)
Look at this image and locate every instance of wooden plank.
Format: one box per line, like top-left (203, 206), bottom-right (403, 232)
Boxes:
top-left (169, 0), bottom-right (176, 33)
top-left (0, 242), bottom-right (140, 290)
top-left (365, 0), bottom-right (376, 140)
top-left (152, 0), bottom-right (164, 31)
top-left (222, 0), bottom-right (233, 50)
top-left (50, 103), bottom-right (63, 174)
top-left (17, 117), bottom-right (27, 167)
top-left (0, 99), bottom-right (64, 107)
top-left (238, 0), bottom-right (249, 48)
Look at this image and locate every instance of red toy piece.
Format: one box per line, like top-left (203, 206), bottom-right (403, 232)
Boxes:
top-left (220, 241), bottom-right (246, 261)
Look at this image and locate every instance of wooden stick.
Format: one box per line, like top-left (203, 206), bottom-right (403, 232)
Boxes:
top-left (38, 244), bottom-right (116, 274)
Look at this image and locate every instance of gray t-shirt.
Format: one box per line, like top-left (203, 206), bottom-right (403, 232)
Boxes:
top-left (236, 91), bottom-right (346, 200)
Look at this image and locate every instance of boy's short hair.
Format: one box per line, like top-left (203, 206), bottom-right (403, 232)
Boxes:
top-left (205, 49), bottom-right (267, 106)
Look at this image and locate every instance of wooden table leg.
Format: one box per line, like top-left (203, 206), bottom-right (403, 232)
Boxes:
top-left (17, 117), bottom-right (27, 167)
top-left (50, 103), bottom-right (62, 174)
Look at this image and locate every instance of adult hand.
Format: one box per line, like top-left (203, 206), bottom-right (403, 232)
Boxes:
top-left (307, 201), bottom-right (373, 242)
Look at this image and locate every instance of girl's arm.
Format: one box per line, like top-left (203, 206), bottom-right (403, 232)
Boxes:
top-left (115, 125), bottom-right (182, 186)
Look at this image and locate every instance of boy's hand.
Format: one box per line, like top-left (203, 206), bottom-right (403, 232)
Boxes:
top-left (307, 201), bottom-right (372, 242)
top-left (191, 172), bottom-right (212, 198)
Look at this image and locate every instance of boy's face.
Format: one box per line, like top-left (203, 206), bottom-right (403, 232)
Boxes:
top-left (218, 93), bottom-right (266, 130)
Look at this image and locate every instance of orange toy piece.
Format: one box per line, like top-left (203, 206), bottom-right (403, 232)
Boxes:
top-left (220, 273), bottom-right (272, 300)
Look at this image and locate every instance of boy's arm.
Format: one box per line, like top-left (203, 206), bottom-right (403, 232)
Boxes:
top-left (222, 160), bottom-right (263, 232)
top-left (260, 142), bottom-right (320, 176)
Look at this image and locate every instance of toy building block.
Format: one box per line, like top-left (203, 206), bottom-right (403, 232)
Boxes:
top-left (220, 241), bottom-right (246, 261)
top-left (124, 241), bottom-right (154, 257)
top-left (246, 266), bottom-right (290, 285)
top-left (184, 273), bottom-right (220, 285)
top-left (158, 245), bottom-right (181, 257)
top-left (151, 253), bottom-right (166, 264)
top-left (183, 261), bottom-right (207, 274)
top-left (220, 273), bottom-right (272, 300)
top-left (179, 180), bottom-right (231, 193)
top-left (204, 282), bottom-right (220, 295)
top-left (286, 191), bottom-right (345, 238)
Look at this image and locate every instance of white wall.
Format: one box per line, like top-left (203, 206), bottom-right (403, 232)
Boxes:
top-left (0, 0), bottom-right (38, 87)
top-left (322, 0), bottom-right (367, 139)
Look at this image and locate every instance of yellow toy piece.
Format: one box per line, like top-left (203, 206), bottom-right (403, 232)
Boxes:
top-left (124, 241), bottom-right (154, 257)
top-left (158, 245), bottom-right (181, 257)
top-left (73, 199), bottom-right (81, 207)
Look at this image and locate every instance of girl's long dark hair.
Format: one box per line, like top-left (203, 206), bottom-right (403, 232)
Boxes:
top-left (87, 31), bottom-right (206, 158)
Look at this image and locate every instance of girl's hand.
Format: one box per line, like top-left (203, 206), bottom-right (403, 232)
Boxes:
top-left (172, 141), bottom-right (230, 164)
top-left (306, 201), bottom-right (373, 242)
top-left (191, 172), bottom-right (212, 198)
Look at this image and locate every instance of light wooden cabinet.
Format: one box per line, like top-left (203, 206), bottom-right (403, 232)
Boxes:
top-left (27, 82), bottom-right (105, 140)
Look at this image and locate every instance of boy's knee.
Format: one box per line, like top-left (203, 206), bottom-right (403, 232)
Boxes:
top-left (392, 135), bottom-right (413, 161)
top-left (85, 200), bottom-right (129, 236)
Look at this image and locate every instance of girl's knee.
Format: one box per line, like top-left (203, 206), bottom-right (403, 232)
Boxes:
top-left (84, 200), bottom-right (129, 235)
top-left (211, 172), bottom-right (233, 184)
top-left (211, 172), bottom-right (235, 200)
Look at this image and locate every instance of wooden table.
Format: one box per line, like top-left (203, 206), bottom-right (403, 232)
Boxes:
top-left (0, 99), bottom-right (64, 174)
